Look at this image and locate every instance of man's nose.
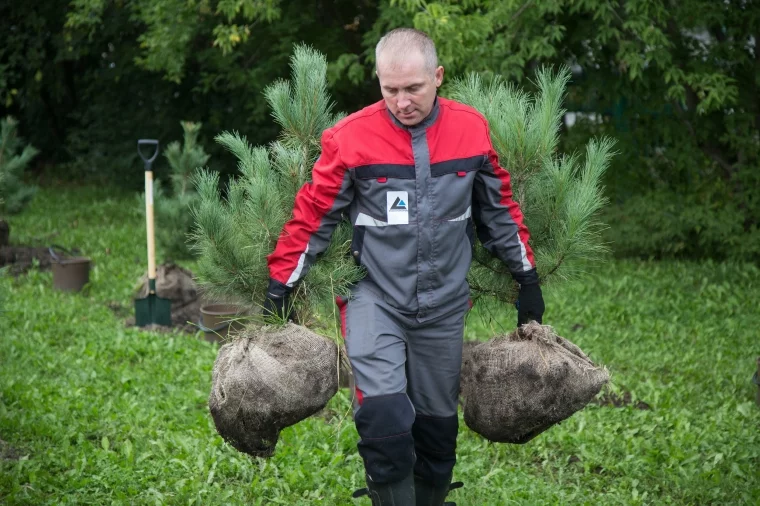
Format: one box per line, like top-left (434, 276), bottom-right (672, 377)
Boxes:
top-left (397, 93), bottom-right (411, 109)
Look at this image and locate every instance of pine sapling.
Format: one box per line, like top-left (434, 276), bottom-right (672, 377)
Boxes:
top-left (0, 116), bottom-right (38, 216)
top-left (154, 121), bottom-right (211, 260)
top-left (191, 45), bottom-right (362, 326)
top-left (449, 68), bottom-right (615, 307)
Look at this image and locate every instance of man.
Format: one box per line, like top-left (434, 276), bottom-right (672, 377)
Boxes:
top-left (264, 28), bottom-right (545, 506)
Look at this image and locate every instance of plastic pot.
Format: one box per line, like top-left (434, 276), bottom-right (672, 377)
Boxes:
top-left (50, 245), bottom-right (91, 292)
top-left (199, 303), bottom-right (247, 343)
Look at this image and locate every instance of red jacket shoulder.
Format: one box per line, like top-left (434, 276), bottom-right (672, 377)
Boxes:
top-left (326, 100), bottom-right (387, 140)
top-left (438, 97), bottom-right (489, 129)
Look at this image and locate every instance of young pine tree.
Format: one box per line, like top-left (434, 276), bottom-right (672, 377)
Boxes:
top-left (449, 69), bottom-right (615, 307)
top-left (0, 116), bottom-right (38, 216)
top-left (191, 45), bottom-right (363, 326)
top-left (154, 121), bottom-right (211, 260)
top-left (192, 48), bottom-right (614, 327)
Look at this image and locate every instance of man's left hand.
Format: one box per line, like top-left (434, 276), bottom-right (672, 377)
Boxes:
top-left (262, 292), bottom-right (298, 323)
top-left (517, 283), bottom-right (545, 326)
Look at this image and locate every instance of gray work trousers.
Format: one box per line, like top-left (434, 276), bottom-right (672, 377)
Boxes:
top-left (336, 279), bottom-right (469, 485)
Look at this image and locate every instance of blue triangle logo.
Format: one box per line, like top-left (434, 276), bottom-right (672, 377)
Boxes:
top-left (391, 197), bottom-right (407, 210)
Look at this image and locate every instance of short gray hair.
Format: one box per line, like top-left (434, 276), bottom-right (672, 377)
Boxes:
top-left (375, 28), bottom-right (438, 75)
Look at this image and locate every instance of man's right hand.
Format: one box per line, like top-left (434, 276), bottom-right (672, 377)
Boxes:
top-left (262, 292), bottom-right (297, 323)
top-left (516, 283), bottom-right (545, 326)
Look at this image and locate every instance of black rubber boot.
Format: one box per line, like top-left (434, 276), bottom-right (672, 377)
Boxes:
top-left (353, 473), bottom-right (416, 506)
top-left (414, 475), bottom-right (462, 506)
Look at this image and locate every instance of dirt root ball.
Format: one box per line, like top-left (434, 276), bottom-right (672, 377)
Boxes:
top-left (208, 323), bottom-right (339, 457)
top-left (461, 322), bottom-right (609, 444)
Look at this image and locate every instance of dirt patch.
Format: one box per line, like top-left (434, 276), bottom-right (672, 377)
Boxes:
top-left (592, 390), bottom-right (651, 410)
top-left (0, 221), bottom-right (60, 274)
top-left (0, 241), bottom-right (86, 277)
top-left (123, 263), bottom-right (203, 334)
top-left (0, 438), bottom-right (23, 461)
top-left (0, 246), bottom-right (53, 275)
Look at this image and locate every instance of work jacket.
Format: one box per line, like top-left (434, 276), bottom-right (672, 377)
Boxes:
top-left (267, 97), bottom-right (537, 317)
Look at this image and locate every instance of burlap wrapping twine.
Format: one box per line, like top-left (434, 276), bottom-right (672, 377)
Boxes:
top-left (461, 322), bottom-right (609, 444)
top-left (208, 323), bottom-right (339, 457)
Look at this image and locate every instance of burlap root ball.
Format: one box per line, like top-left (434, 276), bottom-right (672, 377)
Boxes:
top-left (208, 323), bottom-right (339, 457)
top-left (461, 321), bottom-right (609, 444)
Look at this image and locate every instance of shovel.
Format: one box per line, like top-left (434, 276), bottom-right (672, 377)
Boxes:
top-left (135, 139), bottom-right (172, 327)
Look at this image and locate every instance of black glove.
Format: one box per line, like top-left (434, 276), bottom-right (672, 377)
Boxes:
top-left (263, 278), bottom-right (297, 323)
top-left (516, 283), bottom-right (545, 326)
top-left (262, 292), bottom-right (297, 323)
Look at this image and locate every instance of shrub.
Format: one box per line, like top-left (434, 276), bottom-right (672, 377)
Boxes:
top-left (604, 186), bottom-right (760, 262)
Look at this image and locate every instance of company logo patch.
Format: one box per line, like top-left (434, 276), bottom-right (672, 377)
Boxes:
top-left (386, 191), bottom-right (409, 225)
top-left (390, 197), bottom-right (407, 210)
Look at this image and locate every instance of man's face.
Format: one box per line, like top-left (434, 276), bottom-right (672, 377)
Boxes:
top-left (376, 51), bottom-right (444, 126)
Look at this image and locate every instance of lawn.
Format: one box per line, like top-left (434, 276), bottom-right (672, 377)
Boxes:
top-left (1, 186), bottom-right (759, 505)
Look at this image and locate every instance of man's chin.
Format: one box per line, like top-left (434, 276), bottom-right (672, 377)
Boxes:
top-left (396, 113), bottom-right (419, 125)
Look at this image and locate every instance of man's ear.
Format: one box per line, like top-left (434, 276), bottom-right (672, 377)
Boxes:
top-left (435, 66), bottom-right (444, 88)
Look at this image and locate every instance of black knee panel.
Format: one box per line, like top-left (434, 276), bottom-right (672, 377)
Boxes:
top-left (355, 393), bottom-right (416, 484)
top-left (412, 414), bottom-right (458, 485)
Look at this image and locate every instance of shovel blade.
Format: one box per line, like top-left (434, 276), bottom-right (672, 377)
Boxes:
top-left (135, 294), bottom-right (172, 327)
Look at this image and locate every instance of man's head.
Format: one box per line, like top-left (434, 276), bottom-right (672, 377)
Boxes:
top-left (375, 28), bottom-right (444, 126)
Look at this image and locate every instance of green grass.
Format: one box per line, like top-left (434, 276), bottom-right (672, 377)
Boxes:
top-left (1, 185), bottom-right (759, 505)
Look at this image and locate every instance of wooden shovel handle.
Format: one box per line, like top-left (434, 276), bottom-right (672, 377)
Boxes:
top-left (138, 138), bottom-right (160, 288)
top-left (145, 170), bottom-right (157, 284)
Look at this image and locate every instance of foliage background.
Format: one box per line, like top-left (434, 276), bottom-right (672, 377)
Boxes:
top-left (3, 0), bottom-right (758, 260)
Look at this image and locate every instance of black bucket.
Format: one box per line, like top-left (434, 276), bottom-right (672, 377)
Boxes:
top-left (50, 245), bottom-right (91, 292)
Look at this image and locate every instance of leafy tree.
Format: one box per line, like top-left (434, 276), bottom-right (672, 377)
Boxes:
top-left (0, 1), bottom-right (74, 164)
top-left (369, 0), bottom-right (758, 172)
top-left (65, 0), bottom-right (282, 84)
top-left (4, 0), bottom-right (755, 260)
top-left (331, 0), bottom-right (760, 260)
top-left (2, 0), bottom-right (377, 187)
